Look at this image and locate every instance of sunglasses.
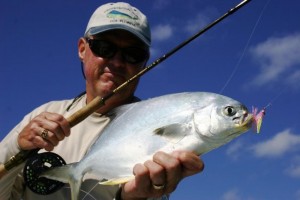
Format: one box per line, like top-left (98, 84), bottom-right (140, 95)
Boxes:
top-left (86, 38), bottom-right (149, 64)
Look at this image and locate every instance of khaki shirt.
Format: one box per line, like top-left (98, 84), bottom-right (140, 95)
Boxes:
top-left (0, 95), bottom-right (119, 199)
top-left (0, 95), bottom-right (168, 200)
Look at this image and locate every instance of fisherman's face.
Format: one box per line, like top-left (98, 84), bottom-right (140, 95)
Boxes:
top-left (78, 30), bottom-right (149, 104)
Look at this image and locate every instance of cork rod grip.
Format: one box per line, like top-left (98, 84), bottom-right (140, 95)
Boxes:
top-left (0, 164), bottom-right (7, 179)
top-left (67, 96), bottom-right (105, 127)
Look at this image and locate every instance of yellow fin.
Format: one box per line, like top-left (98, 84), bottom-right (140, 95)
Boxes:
top-left (99, 176), bottom-right (134, 185)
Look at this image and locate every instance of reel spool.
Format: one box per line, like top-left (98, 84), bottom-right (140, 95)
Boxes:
top-left (23, 152), bottom-right (66, 195)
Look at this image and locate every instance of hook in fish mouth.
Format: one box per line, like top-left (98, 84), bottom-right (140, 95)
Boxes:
top-left (241, 113), bottom-right (253, 127)
top-left (233, 113), bottom-right (253, 127)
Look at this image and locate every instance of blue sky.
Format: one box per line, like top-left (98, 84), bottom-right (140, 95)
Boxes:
top-left (1, 0), bottom-right (300, 199)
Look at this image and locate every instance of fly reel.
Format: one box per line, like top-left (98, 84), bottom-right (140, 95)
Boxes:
top-left (23, 152), bottom-right (66, 195)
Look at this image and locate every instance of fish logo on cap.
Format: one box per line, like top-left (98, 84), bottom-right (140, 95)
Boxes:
top-left (107, 10), bottom-right (139, 20)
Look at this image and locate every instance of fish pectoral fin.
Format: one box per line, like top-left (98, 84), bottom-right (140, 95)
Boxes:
top-left (99, 176), bottom-right (135, 185)
top-left (154, 123), bottom-right (189, 143)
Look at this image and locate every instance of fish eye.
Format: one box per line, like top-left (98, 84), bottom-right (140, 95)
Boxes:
top-left (224, 106), bottom-right (236, 116)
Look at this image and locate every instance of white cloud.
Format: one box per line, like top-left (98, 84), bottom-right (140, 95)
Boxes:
top-left (226, 140), bottom-right (244, 160)
top-left (184, 7), bottom-right (217, 34)
top-left (185, 13), bottom-right (211, 34)
top-left (286, 164), bottom-right (300, 178)
top-left (222, 189), bottom-right (241, 200)
top-left (285, 156), bottom-right (300, 178)
top-left (250, 129), bottom-right (300, 158)
top-left (221, 188), bottom-right (256, 200)
top-left (151, 24), bottom-right (173, 41)
top-left (249, 33), bottom-right (300, 88)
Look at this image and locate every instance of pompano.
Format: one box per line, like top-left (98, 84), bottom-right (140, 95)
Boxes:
top-left (42, 92), bottom-right (253, 200)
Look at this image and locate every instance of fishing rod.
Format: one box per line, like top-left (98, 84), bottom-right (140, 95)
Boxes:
top-left (0, 0), bottom-right (252, 180)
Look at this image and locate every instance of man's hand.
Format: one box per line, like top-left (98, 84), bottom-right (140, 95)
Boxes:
top-left (18, 112), bottom-right (70, 151)
top-left (121, 151), bottom-right (204, 200)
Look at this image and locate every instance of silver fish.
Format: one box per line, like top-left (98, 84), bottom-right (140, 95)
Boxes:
top-left (42, 92), bottom-right (253, 200)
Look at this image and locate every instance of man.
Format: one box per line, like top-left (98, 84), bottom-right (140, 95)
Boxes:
top-left (0, 2), bottom-right (204, 199)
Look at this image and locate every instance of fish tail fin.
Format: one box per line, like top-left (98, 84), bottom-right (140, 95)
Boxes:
top-left (41, 162), bottom-right (82, 200)
top-left (70, 178), bottom-right (82, 200)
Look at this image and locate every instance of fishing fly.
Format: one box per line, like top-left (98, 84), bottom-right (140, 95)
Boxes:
top-left (251, 105), bottom-right (267, 133)
top-left (252, 86), bottom-right (285, 134)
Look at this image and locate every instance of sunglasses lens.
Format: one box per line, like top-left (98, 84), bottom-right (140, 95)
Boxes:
top-left (89, 40), bottom-right (116, 58)
top-left (88, 39), bottom-right (148, 64)
top-left (123, 48), bottom-right (148, 64)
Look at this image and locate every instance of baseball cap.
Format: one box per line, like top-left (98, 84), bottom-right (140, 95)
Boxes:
top-left (85, 2), bottom-right (151, 46)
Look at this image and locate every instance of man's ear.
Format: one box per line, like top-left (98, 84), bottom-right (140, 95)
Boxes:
top-left (78, 38), bottom-right (87, 79)
top-left (78, 37), bottom-right (86, 61)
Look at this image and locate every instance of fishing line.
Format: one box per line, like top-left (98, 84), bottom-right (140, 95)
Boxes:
top-left (63, 185), bottom-right (98, 200)
top-left (219, 0), bottom-right (272, 94)
top-left (81, 182), bottom-right (99, 200)
top-left (263, 87), bottom-right (285, 110)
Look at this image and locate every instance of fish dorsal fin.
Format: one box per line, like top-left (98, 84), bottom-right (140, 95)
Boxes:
top-left (153, 123), bottom-right (190, 144)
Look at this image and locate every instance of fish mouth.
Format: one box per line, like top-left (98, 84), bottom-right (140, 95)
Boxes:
top-left (236, 113), bottom-right (253, 128)
top-left (225, 113), bottom-right (253, 138)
